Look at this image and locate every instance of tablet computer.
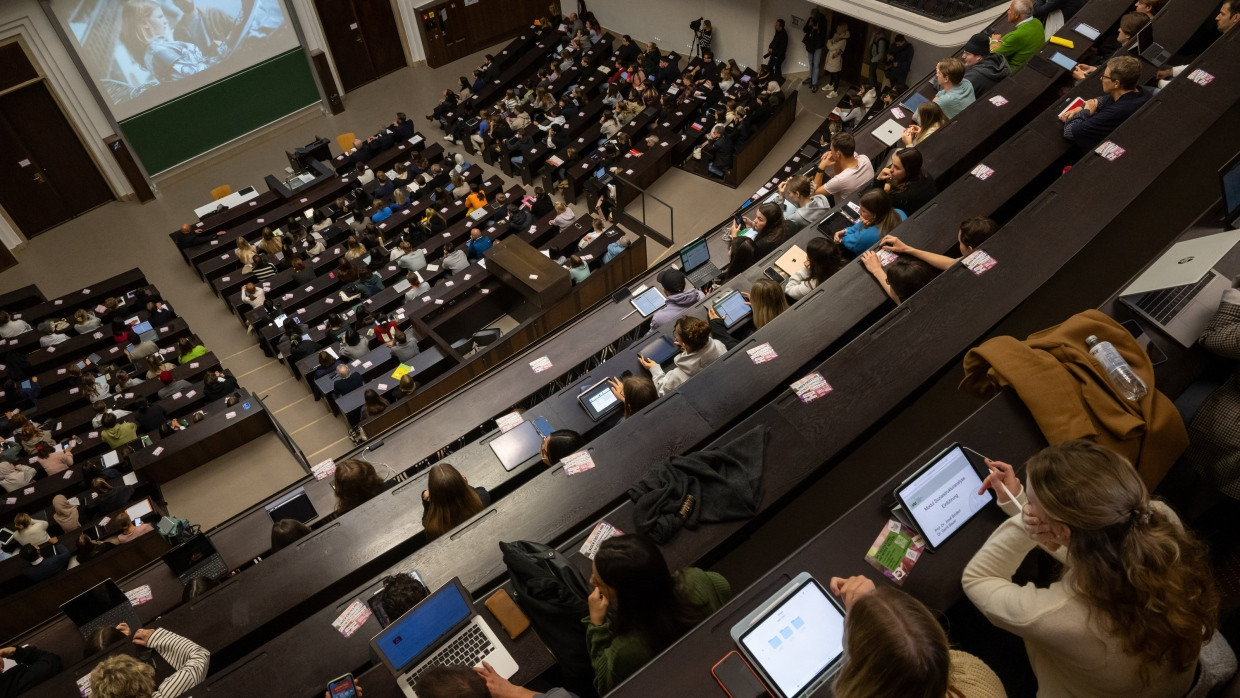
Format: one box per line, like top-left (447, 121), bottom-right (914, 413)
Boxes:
top-left (1048, 51), bottom-right (1077, 72)
top-left (630, 286), bottom-right (666, 318)
top-left (577, 378), bottom-right (622, 421)
top-left (637, 335), bottom-right (678, 365)
top-left (893, 443), bottom-right (994, 551)
top-left (713, 290), bottom-right (752, 329)
top-left (901, 91), bottom-right (929, 113)
top-left (730, 572), bottom-right (846, 698)
top-left (489, 421), bottom-right (543, 471)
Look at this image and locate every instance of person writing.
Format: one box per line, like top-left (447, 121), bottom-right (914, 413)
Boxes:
top-left (586, 535), bottom-right (731, 694)
top-left (827, 576), bottom-right (1005, 697)
top-left (639, 316), bottom-right (727, 396)
top-left (964, 440), bottom-right (1220, 697)
top-left (833, 189), bottom-right (906, 255)
top-left (421, 463), bottom-right (490, 541)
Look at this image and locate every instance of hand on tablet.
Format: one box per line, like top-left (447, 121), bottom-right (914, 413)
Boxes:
top-left (828, 575), bottom-right (874, 612)
top-left (978, 458), bottom-right (1022, 503)
top-left (607, 376), bottom-right (625, 402)
top-left (637, 354), bottom-right (656, 371)
top-left (706, 305), bottom-right (721, 320)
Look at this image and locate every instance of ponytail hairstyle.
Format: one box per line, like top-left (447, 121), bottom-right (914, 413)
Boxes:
top-left (832, 586), bottom-right (953, 698)
top-left (858, 189), bottom-right (903, 235)
top-left (1026, 440), bottom-right (1217, 683)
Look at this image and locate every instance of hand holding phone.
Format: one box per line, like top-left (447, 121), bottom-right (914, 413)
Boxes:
top-left (327, 673), bottom-right (358, 698)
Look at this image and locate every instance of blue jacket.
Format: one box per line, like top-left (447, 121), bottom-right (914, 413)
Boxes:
top-left (840, 210), bottom-right (907, 255)
top-left (1063, 89), bottom-right (1151, 152)
top-left (603, 241), bottom-right (626, 263)
top-left (466, 235), bottom-right (493, 260)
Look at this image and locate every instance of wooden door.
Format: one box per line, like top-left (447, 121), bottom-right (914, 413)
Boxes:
top-left (0, 82), bottom-right (112, 238)
top-left (315, 0), bottom-right (374, 92)
top-left (354, 0), bottom-right (407, 79)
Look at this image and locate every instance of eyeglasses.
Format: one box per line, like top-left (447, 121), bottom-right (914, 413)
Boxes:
top-left (1101, 73), bottom-right (1114, 81)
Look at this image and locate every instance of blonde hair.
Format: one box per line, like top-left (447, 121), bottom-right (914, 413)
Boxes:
top-left (833, 586), bottom-right (954, 698)
top-left (13, 512), bottom-right (31, 530)
top-left (120, 0), bottom-right (165, 63)
top-left (1027, 440), bottom-right (1218, 683)
top-left (91, 653), bottom-right (155, 698)
top-left (748, 279), bottom-right (788, 329)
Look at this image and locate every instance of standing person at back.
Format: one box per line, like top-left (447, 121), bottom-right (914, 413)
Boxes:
top-left (763, 19), bottom-right (789, 80)
top-left (989, 0), bottom-right (1045, 72)
top-left (823, 23), bottom-right (850, 98)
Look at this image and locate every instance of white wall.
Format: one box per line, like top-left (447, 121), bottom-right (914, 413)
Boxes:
top-left (0, 0), bottom-right (137, 248)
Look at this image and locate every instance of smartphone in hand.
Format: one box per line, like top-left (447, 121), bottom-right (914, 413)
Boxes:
top-left (328, 674), bottom-right (357, 698)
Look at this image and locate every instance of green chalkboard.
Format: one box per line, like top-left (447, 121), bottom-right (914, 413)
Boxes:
top-left (120, 48), bottom-right (319, 175)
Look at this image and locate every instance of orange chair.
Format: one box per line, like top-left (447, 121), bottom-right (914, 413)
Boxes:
top-left (336, 132), bottom-right (356, 153)
top-left (210, 185), bottom-right (232, 200)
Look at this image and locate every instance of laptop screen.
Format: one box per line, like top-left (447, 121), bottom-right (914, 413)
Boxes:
top-left (265, 487), bottom-right (318, 524)
top-left (1132, 21), bottom-right (1154, 54)
top-left (161, 534), bottom-right (219, 577)
top-left (125, 498), bottom-right (154, 524)
top-left (61, 580), bottom-right (130, 627)
top-left (374, 581), bottom-right (471, 672)
top-left (739, 577), bottom-right (846, 697)
top-left (131, 321), bottom-right (153, 335)
top-left (679, 238), bottom-right (711, 274)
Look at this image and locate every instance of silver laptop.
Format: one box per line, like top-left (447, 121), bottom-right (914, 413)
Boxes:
top-left (1118, 229), bottom-right (1240, 347)
top-left (371, 577), bottom-right (518, 697)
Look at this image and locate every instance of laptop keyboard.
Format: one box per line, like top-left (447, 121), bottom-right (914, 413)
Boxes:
top-left (405, 623), bottom-right (493, 689)
top-left (1134, 274), bottom-right (1213, 324)
top-left (82, 605), bottom-right (136, 638)
top-left (686, 263), bottom-right (720, 289)
top-left (179, 555), bottom-right (227, 585)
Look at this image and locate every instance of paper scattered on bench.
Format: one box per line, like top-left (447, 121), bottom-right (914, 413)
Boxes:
top-left (312, 458), bottom-right (336, 480)
top-left (529, 356), bottom-right (553, 373)
top-left (127, 585), bottom-right (154, 606)
top-left (580, 521), bottom-right (622, 558)
top-left (747, 343), bottom-right (778, 364)
top-left (791, 373), bottom-right (833, 403)
top-left (332, 598), bottom-right (372, 638)
top-left (562, 450), bottom-right (597, 476)
top-left (496, 411), bottom-right (524, 433)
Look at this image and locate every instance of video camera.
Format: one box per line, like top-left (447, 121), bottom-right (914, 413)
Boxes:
top-left (689, 17), bottom-right (703, 32)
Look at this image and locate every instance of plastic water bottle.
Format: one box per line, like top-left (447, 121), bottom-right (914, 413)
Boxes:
top-left (1086, 335), bottom-right (1147, 402)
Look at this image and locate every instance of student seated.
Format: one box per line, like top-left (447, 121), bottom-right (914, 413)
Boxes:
top-left (0, 459), bottom-right (37, 492)
top-left (812, 132), bottom-right (874, 204)
top-left (53, 495), bottom-right (80, 533)
top-left (176, 338), bottom-right (208, 365)
top-left (442, 242), bottom-right (471, 274)
top-left (965, 441), bottom-right (1221, 697)
top-left (76, 533), bottom-right (117, 564)
top-left (89, 627), bottom-right (210, 698)
top-left (873, 147), bottom-right (936, 215)
top-left (586, 535), bottom-right (732, 693)
top-left (1061, 56), bottom-right (1149, 152)
top-left (421, 463), bottom-right (491, 541)
top-left (988, 0), bottom-right (1045, 72)
top-left (73, 309), bottom-right (103, 334)
top-left (34, 441), bottom-right (73, 477)
top-left (20, 542), bottom-right (71, 583)
top-left (12, 512), bottom-right (53, 547)
top-left (100, 413), bottom-right (139, 449)
top-left (785, 237), bottom-right (847, 300)
top-left (826, 576), bottom-right (1004, 697)
top-left (932, 57), bottom-right (975, 119)
top-left (332, 459), bottom-right (384, 516)
top-left (649, 269), bottom-right (704, 330)
top-left (390, 330), bottom-right (420, 364)
top-left (270, 518), bottom-right (312, 553)
top-left (566, 255), bottom-right (591, 284)
top-left (0, 310), bottom-right (32, 338)
top-left (540, 430), bottom-right (584, 467)
top-left (640, 316), bottom-right (727, 396)
top-left (606, 376), bottom-right (659, 418)
top-left (708, 279), bottom-right (789, 347)
top-left (332, 364), bottom-right (365, 396)
top-left (902, 101), bottom-right (949, 147)
top-left (380, 572), bottom-right (430, 621)
top-left (833, 189), bottom-right (906, 256)
top-left (961, 32), bottom-right (1010, 98)
top-left (0, 644), bottom-right (61, 696)
top-left (203, 369), bottom-right (239, 402)
top-left (860, 252), bottom-right (940, 303)
top-left (113, 511), bottom-right (154, 543)
top-left (466, 229), bottom-right (494, 260)
top-left (777, 175), bottom-right (832, 229)
top-left (418, 664), bottom-right (576, 698)
top-left (90, 478), bottom-right (135, 517)
top-left (134, 396), bottom-right (169, 435)
top-left (879, 216), bottom-right (999, 271)
top-left (363, 389), bottom-right (389, 418)
top-left (181, 577), bottom-right (218, 603)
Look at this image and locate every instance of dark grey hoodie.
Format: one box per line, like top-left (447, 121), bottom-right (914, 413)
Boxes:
top-left (964, 53), bottom-right (1010, 98)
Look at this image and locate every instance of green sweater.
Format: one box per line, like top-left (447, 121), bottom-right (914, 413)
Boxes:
top-left (178, 344), bottom-right (208, 364)
top-left (992, 18), bottom-right (1044, 73)
top-left (101, 421), bottom-right (139, 449)
top-left (585, 568), bottom-right (732, 694)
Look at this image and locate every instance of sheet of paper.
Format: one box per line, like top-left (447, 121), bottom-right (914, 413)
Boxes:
top-left (122, 472), bottom-right (139, 485)
top-left (331, 598), bottom-right (373, 638)
top-left (561, 450), bottom-right (596, 476)
top-left (747, 343), bottom-right (778, 364)
top-left (790, 373), bottom-right (833, 403)
top-left (579, 521), bottom-right (623, 559)
top-left (312, 458), bottom-right (336, 480)
top-left (496, 411), bottom-right (524, 433)
top-left (529, 356), bottom-right (553, 373)
top-left (126, 584), bottom-right (154, 606)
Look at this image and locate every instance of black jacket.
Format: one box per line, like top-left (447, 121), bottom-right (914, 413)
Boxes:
top-left (768, 28), bottom-right (788, 57)
top-left (203, 373), bottom-right (239, 402)
top-left (0, 644), bottom-right (61, 698)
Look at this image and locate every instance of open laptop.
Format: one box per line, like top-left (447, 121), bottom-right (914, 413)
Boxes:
top-left (488, 421), bottom-right (543, 471)
top-left (1130, 22), bottom-right (1171, 67)
top-left (61, 579), bottom-right (141, 640)
top-left (901, 91), bottom-right (929, 114)
top-left (680, 236), bottom-right (722, 289)
top-left (730, 572), bottom-right (847, 697)
top-left (764, 245), bottom-right (806, 282)
top-left (264, 486), bottom-right (318, 524)
top-left (371, 576), bottom-right (518, 697)
top-left (129, 321), bottom-right (159, 343)
top-left (161, 533), bottom-right (228, 585)
top-left (1117, 229), bottom-right (1240, 347)
top-left (124, 497), bottom-right (154, 525)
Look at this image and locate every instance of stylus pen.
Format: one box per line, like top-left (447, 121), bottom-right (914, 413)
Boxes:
top-left (621, 308), bottom-right (639, 320)
top-left (997, 480), bottom-right (1021, 506)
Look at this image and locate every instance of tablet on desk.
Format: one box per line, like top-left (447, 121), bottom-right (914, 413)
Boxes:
top-left (578, 377), bottom-right (622, 422)
top-left (712, 290), bottom-right (752, 329)
top-left (730, 572), bottom-right (846, 698)
top-left (638, 335), bottom-right (678, 366)
top-left (1048, 51), bottom-right (1077, 72)
top-left (630, 286), bottom-right (667, 317)
top-left (489, 421), bottom-right (543, 471)
top-left (893, 443), bottom-right (994, 551)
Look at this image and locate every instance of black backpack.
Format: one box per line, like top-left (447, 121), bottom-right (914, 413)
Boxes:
top-left (499, 540), bottom-right (598, 698)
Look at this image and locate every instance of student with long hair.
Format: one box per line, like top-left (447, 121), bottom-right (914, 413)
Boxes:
top-left (828, 578), bottom-right (1005, 698)
top-left (719, 237), bottom-right (759, 284)
top-left (606, 375), bottom-right (660, 419)
top-left (833, 189), bottom-right (906, 255)
top-left (875, 147), bottom-right (937, 214)
top-left (786, 237), bottom-right (846, 300)
top-left (332, 459), bottom-right (385, 516)
top-left (965, 440), bottom-right (1221, 697)
top-left (586, 534), bottom-right (731, 693)
top-left (421, 463), bottom-right (490, 541)
top-left (860, 252), bottom-right (940, 303)
top-left (730, 201), bottom-right (787, 258)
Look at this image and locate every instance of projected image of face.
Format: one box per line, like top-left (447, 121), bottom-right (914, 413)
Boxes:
top-left (60, 0), bottom-right (295, 120)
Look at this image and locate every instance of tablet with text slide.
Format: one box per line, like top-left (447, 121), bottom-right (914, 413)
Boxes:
top-left (577, 377), bottom-right (623, 422)
top-left (730, 572), bottom-right (847, 698)
top-left (630, 286), bottom-right (667, 318)
top-left (893, 443), bottom-right (994, 551)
